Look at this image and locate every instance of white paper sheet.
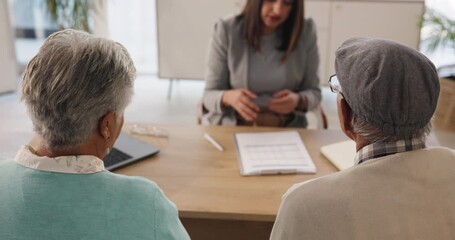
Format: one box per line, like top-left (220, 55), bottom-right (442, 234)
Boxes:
top-left (234, 131), bottom-right (316, 176)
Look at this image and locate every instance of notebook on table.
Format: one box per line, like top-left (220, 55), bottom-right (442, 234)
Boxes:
top-left (320, 140), bottom-right (356, 171)
top-left (234, 131), bottom-right (316, 176)
top-left (320, 133), bottom-right (441, 171)
top-left (103, 133), bottom-right (159, 171)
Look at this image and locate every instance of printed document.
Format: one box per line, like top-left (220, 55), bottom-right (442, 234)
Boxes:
top-left (234, 131), bottom-right (316, 176)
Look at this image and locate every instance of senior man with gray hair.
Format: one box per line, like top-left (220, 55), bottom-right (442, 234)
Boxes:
top-left (0, 29), bottom-right (189, 240)
top-left (270, 38), bottom-right (455, 239)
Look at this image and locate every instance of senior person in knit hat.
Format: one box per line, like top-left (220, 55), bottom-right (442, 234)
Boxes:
top-left (0, 29), bottom-right (189, 239)
top-left (270, 38), bottom-right (455, 240)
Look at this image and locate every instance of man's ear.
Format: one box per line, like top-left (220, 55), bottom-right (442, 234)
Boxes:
top-left (340, 98), bottom-right (352, 131)
top-left (99, 111), bottom-right (116, 140)
top-left (339, 98), bottom-right (356, 140)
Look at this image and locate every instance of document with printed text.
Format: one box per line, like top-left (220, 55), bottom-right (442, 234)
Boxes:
top-left (234, 131), bottom-right (316, 176)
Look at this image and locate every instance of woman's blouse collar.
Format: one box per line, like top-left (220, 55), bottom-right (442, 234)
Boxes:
top-left (14, 145), bottom-right (105, 174)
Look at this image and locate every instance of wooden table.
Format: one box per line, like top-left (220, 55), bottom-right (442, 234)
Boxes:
top-left (116, 124), bottom-right (350, 240)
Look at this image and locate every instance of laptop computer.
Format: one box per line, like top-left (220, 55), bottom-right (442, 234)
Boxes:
top-left (103, 132), bottom-right (159, 171)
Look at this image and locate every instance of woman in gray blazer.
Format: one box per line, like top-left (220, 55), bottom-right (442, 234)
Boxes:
top-left (203, 0), bottom-right (321, 127)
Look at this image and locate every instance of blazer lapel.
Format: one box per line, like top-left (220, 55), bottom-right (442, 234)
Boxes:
top-left (229, 21), bottom-right (249, 89)
top-left (238, 42), bottom-right (249, 89)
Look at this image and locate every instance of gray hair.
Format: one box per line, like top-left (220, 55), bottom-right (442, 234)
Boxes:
top-left (21, 29), bottom-right (136, 150)
top-left (351, 112), bottom-right (432, 143)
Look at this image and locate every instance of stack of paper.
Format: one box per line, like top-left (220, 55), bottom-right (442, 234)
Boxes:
top-left (234, 131), bottom-right (316, 176)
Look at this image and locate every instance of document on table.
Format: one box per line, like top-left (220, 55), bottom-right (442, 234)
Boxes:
top-left (234, 131), bottom-right (316, 176)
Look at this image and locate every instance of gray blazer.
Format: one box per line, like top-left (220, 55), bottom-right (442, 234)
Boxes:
top-left (202, 16), bottom-right (321, 127)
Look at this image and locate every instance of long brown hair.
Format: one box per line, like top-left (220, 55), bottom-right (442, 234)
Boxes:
top-left (236, 0), bottom-right (304, 63)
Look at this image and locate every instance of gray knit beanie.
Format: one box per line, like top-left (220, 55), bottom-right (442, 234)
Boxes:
top-left (335, 38), bottom-right (440, 136)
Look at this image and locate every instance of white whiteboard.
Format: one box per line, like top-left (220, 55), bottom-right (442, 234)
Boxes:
top-left (156, 0), bottom-right (246, 80)
top-left (155, 0), bottom-right (422, 82)
top-left (156, 0), bottom-right (331, 81)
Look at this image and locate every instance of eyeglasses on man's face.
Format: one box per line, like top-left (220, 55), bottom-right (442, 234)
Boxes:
top-left (328, 74), bottom-right (343, 98)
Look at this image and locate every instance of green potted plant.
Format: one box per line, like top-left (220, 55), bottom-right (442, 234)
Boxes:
top-left (420, 8), bottom-right (455, 131)
top-left (44, 0), bottom-right (96, 32)
top-left (421, 9), bottom-right (455, 52)
top-left (420, 8), bottom-right (455, 78)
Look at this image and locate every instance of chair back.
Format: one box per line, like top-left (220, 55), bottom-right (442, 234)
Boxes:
top-left (433, 77), bottom-right (455, 132)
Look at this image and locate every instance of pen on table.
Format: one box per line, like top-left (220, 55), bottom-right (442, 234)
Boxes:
top-left (203, 133), bottom-right (224, 152)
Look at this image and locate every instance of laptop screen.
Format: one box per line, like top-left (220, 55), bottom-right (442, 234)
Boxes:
top-left (103, 133), bottom-right (159, 171)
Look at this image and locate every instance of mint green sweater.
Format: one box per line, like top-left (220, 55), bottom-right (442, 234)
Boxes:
top-left (0, 158), bottom-right (190, 240)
